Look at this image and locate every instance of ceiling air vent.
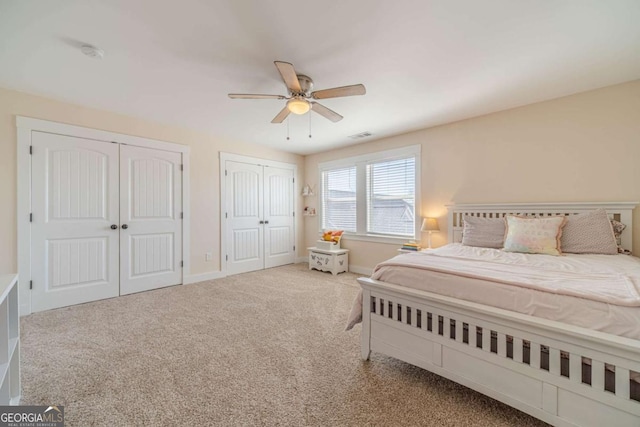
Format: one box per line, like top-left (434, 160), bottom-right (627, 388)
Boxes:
top-left (348, 131), bottom-right (372, 139)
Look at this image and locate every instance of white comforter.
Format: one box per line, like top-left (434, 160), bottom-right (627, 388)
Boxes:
top-left (378, 244), bottom-right (640, 306)
top-left (348, 244), bottom-right (640, 340)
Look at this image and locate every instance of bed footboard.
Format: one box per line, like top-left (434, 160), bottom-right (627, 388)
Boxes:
top-left (359, 277), bottom-right (640, 427)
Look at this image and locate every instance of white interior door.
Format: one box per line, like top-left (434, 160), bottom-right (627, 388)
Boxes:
top-left (264, 166), bottom-right (295, 268)
top-left (31, 132), bottom-right (120, 312)
top-left (119, 145), bottom-right (182, 295)
top-left (225, 161), bottom-right (264, 275)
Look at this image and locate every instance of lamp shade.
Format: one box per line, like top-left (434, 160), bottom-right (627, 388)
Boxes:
top-left (421, 217), bottom-right (440, 232)
top-left (287, 98), bottom-right (311, 115)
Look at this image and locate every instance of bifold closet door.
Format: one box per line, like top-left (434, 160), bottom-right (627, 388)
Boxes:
top-left (30, 135), bottom-right (183, 311)
top-left (119, 145), bottom-right (183, 295)
top-left (225, 160), bottom-right (295, 275)
top-left (31, 132), bottom-right (120, 312)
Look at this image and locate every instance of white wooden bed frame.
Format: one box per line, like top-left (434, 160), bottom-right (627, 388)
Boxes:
top-left (358, 202), bottom-right (640, 427)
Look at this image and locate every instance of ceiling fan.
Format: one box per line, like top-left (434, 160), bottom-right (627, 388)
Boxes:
top-left (229, 61), bottom-right (366, 123)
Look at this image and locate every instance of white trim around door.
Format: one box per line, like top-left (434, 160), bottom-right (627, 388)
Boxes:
top-left (16, 116), bottom-right (191, 315)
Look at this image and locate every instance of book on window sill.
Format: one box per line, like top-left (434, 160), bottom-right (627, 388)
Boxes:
top-left (401, 244), bottom-right (421, 251)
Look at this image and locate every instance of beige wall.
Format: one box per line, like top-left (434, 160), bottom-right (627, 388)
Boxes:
top-left (304, 80), bottom-right (640, 271)
top-left (0, 87), bottom-right (304, 276)
top-left (3, 79), bottom-right (639, 277)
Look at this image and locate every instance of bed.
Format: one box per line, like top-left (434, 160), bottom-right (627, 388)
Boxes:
top-left (356, 202), bottom-right (640, 427)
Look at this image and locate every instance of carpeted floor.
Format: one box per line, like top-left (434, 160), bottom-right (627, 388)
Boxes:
top-left (20, 263), bottom-right (548, 426)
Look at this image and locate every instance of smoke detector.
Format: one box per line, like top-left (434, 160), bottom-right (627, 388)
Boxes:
top-left (80, 45), bottom-right (104, 59)
top-left (348, 131), bottom-right (373, 139)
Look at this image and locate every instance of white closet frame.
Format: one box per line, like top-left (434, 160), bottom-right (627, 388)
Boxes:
top-left (16, 117), bottom-right (191, 316)
top-left (219, 152), bottom-right (298, 276)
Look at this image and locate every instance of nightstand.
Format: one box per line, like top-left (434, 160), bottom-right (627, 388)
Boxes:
top-left (308, 247), bottom-right (349, 275)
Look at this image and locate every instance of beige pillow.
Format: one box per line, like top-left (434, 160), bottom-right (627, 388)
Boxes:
top-left (461, 216), bottom-right (506, 248)
top-left (561, 209), bottom-right (618, 255)
top-left (503, 215), bottom-right (566, 256)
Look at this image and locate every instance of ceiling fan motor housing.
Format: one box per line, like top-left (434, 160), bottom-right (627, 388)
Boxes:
top-left (295, 74), bottom-right (314, 96)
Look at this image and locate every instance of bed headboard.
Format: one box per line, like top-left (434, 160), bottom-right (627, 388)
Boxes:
top-left (446, 202), bottom-right (638, 252)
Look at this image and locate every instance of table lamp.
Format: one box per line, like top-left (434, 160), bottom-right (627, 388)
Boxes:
top-left (421, 217), bottom-right (440, 249)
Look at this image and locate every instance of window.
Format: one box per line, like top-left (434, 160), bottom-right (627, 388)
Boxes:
top-left (367, 158), bottom-right (415, 236)
top-left (320, 166), bottom-right (357, 232)
top-left (319, 145), bottom-right (420, 241)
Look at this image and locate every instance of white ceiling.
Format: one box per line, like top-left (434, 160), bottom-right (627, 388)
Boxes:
top-left (1, 1), bottom-right (639, 155)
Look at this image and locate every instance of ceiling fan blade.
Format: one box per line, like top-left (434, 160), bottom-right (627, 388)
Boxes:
top-left (274, 61), bottom-right (302, 93)
top-left (311, 102), bottom-right (343, 122)
top-left (228, 93), bottom-right (286, 99)
top-left (271, 106), bottom-right (291, 124)
top-left (311, 84), bottom-right (366, 100)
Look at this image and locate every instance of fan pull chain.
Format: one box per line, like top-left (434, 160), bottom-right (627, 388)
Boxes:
top-left (286, 116), bottom-right (290, 140)
top-left (308, 112), bottom-right (312, 139)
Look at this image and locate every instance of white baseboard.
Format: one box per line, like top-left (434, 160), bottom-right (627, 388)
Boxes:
top-left (295, 257), bottom-right (307, 263)
top-left (184, 270), bottom-right (226, 284)
top-left (348, 265), bottom-right (373, 276)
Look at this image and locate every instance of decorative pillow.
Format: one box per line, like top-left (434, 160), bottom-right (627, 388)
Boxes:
top-left (560, 209), bottom-right (619, 255)
top-left (461, 216), bottom-right (506, 248)
top-left (503, 215), bottom-right (566, 256)
top-left (610, 219), bottom-right (626, 250)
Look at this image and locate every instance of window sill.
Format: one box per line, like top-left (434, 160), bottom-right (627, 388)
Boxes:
top-left (320, 233), bottom-right (413, 245)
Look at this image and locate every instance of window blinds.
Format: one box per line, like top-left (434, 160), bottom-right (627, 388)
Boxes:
top-left (366, 157), bottom-right (415, 236)
top-left (321, 166), bottom-right (357, 232)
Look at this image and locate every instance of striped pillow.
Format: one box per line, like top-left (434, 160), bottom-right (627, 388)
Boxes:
top-left (461, 216), bottom-right (506, 248)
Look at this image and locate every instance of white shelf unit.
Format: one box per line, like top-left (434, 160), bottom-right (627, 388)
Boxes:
top-left (302, 186), bottom-right (316, 217)
top-left (0, 274), bottom-right (20, 405)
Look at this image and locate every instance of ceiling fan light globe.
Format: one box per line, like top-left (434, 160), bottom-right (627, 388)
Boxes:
top-left (287, 98), bottom-right (311, 115)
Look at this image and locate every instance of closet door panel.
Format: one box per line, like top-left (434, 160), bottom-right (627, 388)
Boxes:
top-left (31, 132), bottom-right (120, 312)
top-left (264, 167), bottom-right (295, 268)
top-left (120, 145), bottom-right (182, 295)
top-left (226, 161), bottom-right (264, 275)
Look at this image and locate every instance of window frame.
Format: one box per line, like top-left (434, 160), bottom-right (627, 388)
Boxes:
top-left (318, 145), bottom-right (421, 243)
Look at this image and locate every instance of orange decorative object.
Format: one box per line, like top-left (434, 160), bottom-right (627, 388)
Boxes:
top-left (322, 230), bottom-right (343, 244)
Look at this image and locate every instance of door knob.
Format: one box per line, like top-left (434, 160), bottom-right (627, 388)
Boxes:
top-left (259, 220), bottom-right (264, 224)
top-left (264, 220), bottom-right (269, 224)
top-left (110, 224), bottom-right (118, 230)
top-left (121, 224), bottom-right (128, 229)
